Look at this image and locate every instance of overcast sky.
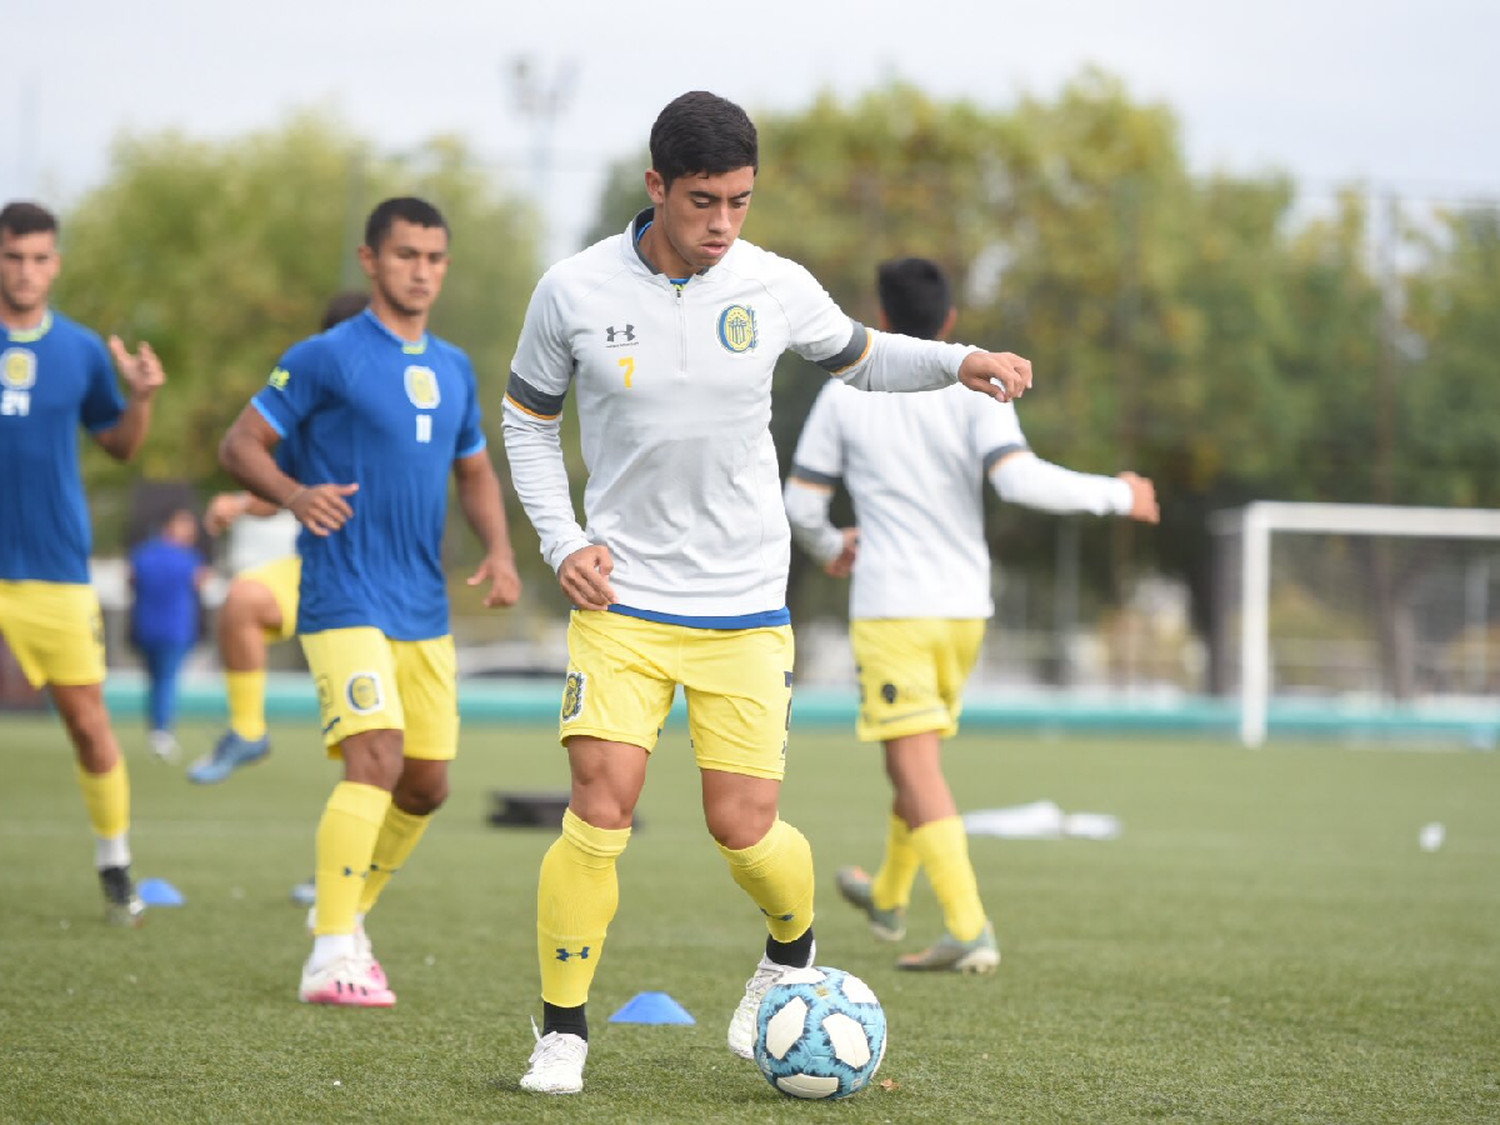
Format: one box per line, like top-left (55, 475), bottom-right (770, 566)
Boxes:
top-left (5, 0), bottom-right (1496, 254)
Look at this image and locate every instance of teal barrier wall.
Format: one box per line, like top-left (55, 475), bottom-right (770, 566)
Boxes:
top-left (62, 672), bottom-right (1500, 743)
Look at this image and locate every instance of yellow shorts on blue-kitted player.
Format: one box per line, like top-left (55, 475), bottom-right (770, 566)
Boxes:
top-left (850, 618), bottom-right (986, 743)
top-left (0, 580), bottom-right (106, 688)
top-left (300, 626), bottom-right (458, 760)
top-left (559, 610), bottom-right (795, 781)
top-left (238, 555), bottom-right (301, 641)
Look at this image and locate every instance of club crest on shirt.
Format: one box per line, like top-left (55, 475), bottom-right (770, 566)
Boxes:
top-left (716, 304), bottom-right (758, 354)
top-left (561, 670), bottom-right (587, 722)
top-left (1, 348), bottom-right (37, 390)
top-left (404, 365), bottom-right (441, 409)
top-left (346, 671), bottom-right (385, 715)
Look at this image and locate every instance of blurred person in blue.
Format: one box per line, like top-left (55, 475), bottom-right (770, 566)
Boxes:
top-left (128, 507), bottom-right (210, 762)
top-left (0, 199), bottom-right (167, 926)
top-left (220, 197), bottom-right (522, 1008)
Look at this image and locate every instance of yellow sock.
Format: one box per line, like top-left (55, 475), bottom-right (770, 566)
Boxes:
top-left (871, 812), bottom-right (919, 911)
top-left (76, 761), bottom-right (129, 840)
top-left (357, 803), bottom-right (432, 914)
top-left (313, 782), bottom-right (391, 936)
top-left (717, 819), bottom-right (815, 943)
top-left (226, 670), bottom-right (267, 741)
top-left (539, 809), bottom-right (630, 1008)
top-left (910, 815), bottom-right (987, 942)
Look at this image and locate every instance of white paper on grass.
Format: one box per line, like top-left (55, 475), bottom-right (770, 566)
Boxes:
top-left (962, 800), bottom-right (1122, 840)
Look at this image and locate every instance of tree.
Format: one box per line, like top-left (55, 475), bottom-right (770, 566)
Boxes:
top-left (56, 112), bottom-right (541, 502)
top-left (1404, 205), bottom-right (1500, 508)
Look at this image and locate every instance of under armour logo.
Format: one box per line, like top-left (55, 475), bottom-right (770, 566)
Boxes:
top-left (760, 908), bottom-right (795, 922)
top-left (605, 324), bottom-right (635, 345)
top-left (555, 945), bottom-right (592, 962)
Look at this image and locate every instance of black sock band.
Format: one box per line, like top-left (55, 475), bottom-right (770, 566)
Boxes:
top-left (542, 1001), bottom-right (588, 1041)
top-left (766, 927), bottom-right (814, 968)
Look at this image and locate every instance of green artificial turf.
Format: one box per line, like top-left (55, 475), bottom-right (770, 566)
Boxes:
top-left (1, 715), bottom-right (1496, 1123)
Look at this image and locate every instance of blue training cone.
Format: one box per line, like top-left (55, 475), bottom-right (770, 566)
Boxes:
top-left (137, 878), bottom-right (185, 906)
top-left (609, 991), bottom-right (696, 1025)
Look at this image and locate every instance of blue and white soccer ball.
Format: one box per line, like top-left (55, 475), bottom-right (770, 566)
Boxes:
top-left (754, 966), bottom-right (887, 1100)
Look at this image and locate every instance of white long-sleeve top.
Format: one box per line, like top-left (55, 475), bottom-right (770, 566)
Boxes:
top-left (784, 379), bottom-right (1131, 619)
top-left (502, 210), bottom-right (979, 624)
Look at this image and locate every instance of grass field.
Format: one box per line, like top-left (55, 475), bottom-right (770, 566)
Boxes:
top-left (2, 714), bottom-right (1497, 1124)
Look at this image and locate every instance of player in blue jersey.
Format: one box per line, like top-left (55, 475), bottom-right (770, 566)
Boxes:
top-left (219, 197), bottom-right (522, 1006)
top-left (0, 200), bottom-right (167, 926)
top-left (194, 291), bottom-right (371, 789)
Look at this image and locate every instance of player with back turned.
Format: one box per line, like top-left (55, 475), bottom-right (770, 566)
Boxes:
top-left (785, 257), bottom-right (1158, 971)
top-left (0, 200), bottom-right (167, 925)
top-left (220, 197), bottom-right (522, 1006)
top-left (502, 91), bottom-right (1034, 1095)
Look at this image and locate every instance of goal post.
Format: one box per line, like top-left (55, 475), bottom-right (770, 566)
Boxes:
top-left (1212, 502), bottom-right (1500, 746)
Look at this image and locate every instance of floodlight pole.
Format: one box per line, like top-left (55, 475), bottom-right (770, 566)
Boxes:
top-left (506, 56), bottom-right (578, 259)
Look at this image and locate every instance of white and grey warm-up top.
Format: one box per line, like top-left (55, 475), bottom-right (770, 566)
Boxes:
top-left (502, 209), bottom-right (980, 627)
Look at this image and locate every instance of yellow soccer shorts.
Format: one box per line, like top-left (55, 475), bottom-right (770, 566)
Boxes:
top-left (0, 580), bottom-right (107, 688)
top-left (237, 555), bottom-right (300, 641)
top-left (850, 618), bottom-right (987, 743)
top-left (559, 610), bottom-right (795, 781)
top-left (300, 626), bottom-right (458, 760)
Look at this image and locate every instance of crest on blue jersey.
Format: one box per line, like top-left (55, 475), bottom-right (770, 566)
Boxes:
top-left (717, 305), bottom-right (758, 353)
top-left (404, 365), bottom-right (441, 410)
top-left (267, 366), bottom-right (290, 391)
top-left (1, 348), bottom-right (37, 390)
top-left (346, 671), bottom-right (385, 715)
top-left (561, 670), bottom-right (587, 722)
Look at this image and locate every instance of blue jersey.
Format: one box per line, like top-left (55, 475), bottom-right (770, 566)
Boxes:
top-left (251, 309), bottom-right (486, 640)
top-left (0, 311), bottom-right (125, 583)
top-left (129, 537), bottom-right (204, 648)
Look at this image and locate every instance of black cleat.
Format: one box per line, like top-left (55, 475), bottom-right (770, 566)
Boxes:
top-left (99, 865), bottom-right (146, 927)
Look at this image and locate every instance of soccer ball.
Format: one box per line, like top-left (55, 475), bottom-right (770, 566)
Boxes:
top-left (754, 966), bottom-right (887, 1099)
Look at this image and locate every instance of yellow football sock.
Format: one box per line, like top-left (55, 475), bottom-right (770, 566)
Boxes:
top-left (538, 809), bottom-right (631, 1008)
top-left (75, 761), bottom-right (129, 840)
top-left (871, 812), bottom-right (919, 911)
top-left (357, 803), bottom-right (432, 915)
top-left (226, 670), bottom-right (267, 742)
top-left (313, 782), bottom-right (391, 936)
top-left (717, 818), bottom-right (815, 943)
top-left (910, 815), bottom-right (987, 942)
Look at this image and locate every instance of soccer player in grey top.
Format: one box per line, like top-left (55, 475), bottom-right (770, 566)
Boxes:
top-left (504, 93), bottom-right (1034, 1094)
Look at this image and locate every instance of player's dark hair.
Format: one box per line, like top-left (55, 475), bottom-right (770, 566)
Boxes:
top-left (364, 197), bottom-right (448, 252)
top-left (877, 257), bottom-right (953, 340)
top-left (320, 290), bottom-right (370, 330)
top-left (649, 92), bottom-right (758, 189)
top-left (0, 201), bottom-right (59, 240)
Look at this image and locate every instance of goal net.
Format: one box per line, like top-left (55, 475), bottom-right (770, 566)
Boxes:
top-left (1211, 502), bottom-right (1500, 746)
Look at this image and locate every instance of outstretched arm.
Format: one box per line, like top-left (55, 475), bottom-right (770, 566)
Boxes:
top-left (785, 268), bottom-right (1032, 401)
top-left (453, 451), bottom-right (521, 608)
top-left (989, 450), bottom-right (1159, 522)
top-left (824, 327), bottom-right (1031, 402)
